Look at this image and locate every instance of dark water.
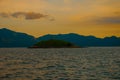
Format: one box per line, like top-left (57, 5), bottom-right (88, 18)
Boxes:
top-left (0, 47), bottom-right (120, 80)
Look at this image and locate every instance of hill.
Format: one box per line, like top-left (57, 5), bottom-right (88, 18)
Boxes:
top-left (30, 39), bottom-right (79, 48)
top-left (37, 33), bottom-right (120, 47)
top-left (0, 28), bottom-right (120, 47)
top-left (0, 28), bottom-right (36, 47)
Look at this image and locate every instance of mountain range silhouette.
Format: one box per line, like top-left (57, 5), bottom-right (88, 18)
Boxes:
top-left (0, 28), bottom-right (120, 47)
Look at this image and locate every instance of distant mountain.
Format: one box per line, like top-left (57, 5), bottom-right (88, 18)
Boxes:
top-left (37, 33), bottom-right (120, 47)
top-left (0, 28), bottom-right (120, 47)
top-left (0, 28), bottom-right (36, 47)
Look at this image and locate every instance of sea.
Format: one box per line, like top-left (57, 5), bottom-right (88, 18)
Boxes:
top-left (0, 47), bottom-right (120, 80)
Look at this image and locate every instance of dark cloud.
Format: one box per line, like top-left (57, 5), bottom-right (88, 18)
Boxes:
top-left (11, 12), bottom-right (48, 20)
top-left (96, 16), bottom-right (120, 24)
top-left (94, 11), bottom-right (120, 24)
top-left (0, 12), bottom-right (52, 20)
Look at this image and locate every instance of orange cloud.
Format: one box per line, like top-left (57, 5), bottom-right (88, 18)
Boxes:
top-left (12, 12), bottom-right (48, 20)
top-left (0, 12), bottom-right (52, 20)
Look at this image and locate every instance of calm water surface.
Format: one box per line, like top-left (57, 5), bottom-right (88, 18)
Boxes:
top-left (0, 47), bottom-right (120, 80)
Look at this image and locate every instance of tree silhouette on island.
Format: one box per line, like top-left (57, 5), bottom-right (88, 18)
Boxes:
top-left (29, 39), bottom-right (79, 48)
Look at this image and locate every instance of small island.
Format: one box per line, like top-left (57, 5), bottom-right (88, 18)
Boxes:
top-left (29, 39), bottom-right (79, 48)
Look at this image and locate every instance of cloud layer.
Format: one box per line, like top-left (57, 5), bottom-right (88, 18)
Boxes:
top-left (94, 12), bottom-right (120, 24)
top-left (0, 12), bottom-right (48, 20)
top-left (96, 16), bottom-right (120, 24)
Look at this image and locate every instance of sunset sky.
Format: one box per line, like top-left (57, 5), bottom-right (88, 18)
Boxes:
top-left (0, 0), bottom-right (120, 38)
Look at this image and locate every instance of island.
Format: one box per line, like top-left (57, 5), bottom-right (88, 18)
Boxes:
top-left (29, 39), bottom-right (79, 48)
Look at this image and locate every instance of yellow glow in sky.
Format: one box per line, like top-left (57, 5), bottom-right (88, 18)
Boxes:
top-left (0, 0), bottom-right (120, 38)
